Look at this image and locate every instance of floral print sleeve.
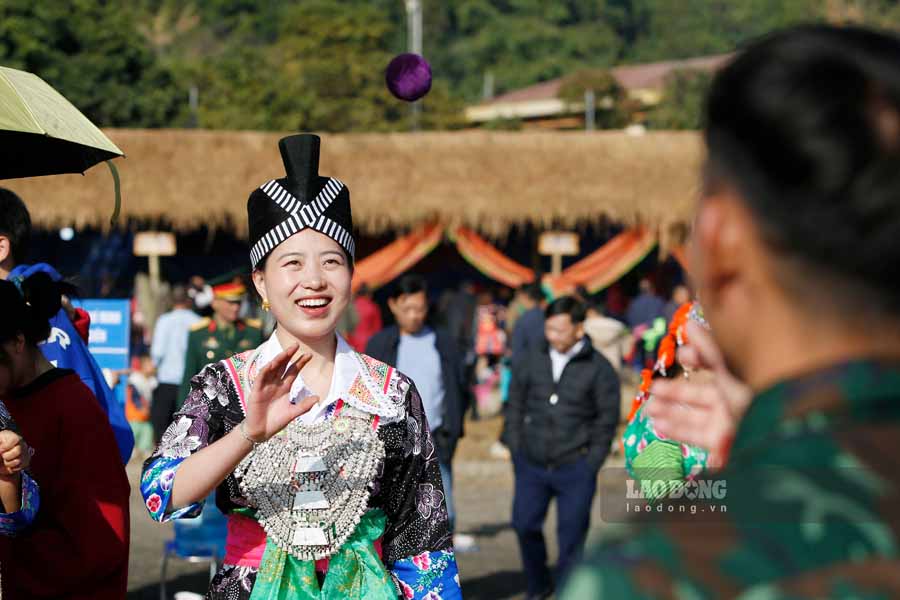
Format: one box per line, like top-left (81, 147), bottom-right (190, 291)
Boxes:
top-left (392, 550), bottom-right (461, 599)
top-left (0, 400), bottom-right (39, 535)
top-left (0, 471), bottom-right (39, 535)
top-left (141, 363), bottom-right (227, 522)
top-left (0, 400), bottom-right (17, 433)
top-left (378, 379), bottom-right (462, 599)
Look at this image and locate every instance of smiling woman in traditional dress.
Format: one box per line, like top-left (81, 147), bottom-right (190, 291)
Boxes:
top-left (142, 134), bottom-right (461, 599)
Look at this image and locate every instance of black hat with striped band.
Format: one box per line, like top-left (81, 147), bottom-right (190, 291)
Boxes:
top-left (247, 134), bottom-right (354, 270)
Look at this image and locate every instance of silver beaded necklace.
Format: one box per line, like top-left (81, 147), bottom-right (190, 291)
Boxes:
top-left (234, 393), bottom-right (383, 560)
top-left (234, 346), bottom-right (384, 560)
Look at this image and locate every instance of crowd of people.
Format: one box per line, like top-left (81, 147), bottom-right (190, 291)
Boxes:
top-left (0, 23), bottom-right (899, 600)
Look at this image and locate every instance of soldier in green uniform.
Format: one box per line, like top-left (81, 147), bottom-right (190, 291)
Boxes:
top-left (179, 281), bottom-right (263, 402)
top-left (564, 26), bottom-right (900, 599)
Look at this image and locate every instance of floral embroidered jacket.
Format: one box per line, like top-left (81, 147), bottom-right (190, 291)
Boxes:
top-left (141, 335), bottom-right (462, 599)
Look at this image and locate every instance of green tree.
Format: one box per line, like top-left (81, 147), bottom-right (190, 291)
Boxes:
top-left (0, 0), bottom-right (187, 127)
top-left (7, 0), bottom-right (898, 132)
top-left (192, 1), bottom-right (461, 132)
top-left (648, 69), bottom-right (713, 129)
top-left (614, 0), bottom-right (824, 62)
top-left (428, 1), bottom-right (623, 102)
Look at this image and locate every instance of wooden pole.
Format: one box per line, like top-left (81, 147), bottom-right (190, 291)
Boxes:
top-left (149, 254), bottom-right (161, 293)
top-left (406, 0), bottom-right (423, 131)
top-left (551, 253), bottom-right (562, 277)
top-left (585, 89), bottom-right (596, 131)
top-left (147, 253), bottom-right (163, 336)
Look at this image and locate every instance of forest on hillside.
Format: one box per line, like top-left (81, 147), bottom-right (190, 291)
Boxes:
top-left (2, 0), bottom-right (898, 131)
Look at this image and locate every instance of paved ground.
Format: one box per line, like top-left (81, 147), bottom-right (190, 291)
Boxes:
top-left (126, 413), bottom-right (626, 600)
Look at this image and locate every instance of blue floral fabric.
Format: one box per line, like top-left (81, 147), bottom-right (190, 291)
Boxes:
top-left (140, 455), bottom-right (202, 521)
top-left (391, 550), bottom-right (462, 599)
top-left (0, 472), bottom-right (40, 535)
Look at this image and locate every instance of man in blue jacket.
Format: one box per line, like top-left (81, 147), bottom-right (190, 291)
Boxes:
top-left (0, 188), bottom-right (133, 464)
top-left (366, 274), bottom-right (470, 538)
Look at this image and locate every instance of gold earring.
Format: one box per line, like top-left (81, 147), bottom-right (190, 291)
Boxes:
top-left (262, 299), bottom-right (270, 311)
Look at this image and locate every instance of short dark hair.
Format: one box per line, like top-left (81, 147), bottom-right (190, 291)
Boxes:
top-left (0, 272), bottom-right (76, 350)
top-left (389, 274), bottom-right (427, 300)
top-left (545, 296), bottom-right (586, 324)
top-left (518, 283), bottom-right (544, 303)
top-left (0, 188), bottom-right (32, 265)
top-left (705, 25), bottom-right (900, 316)
top-left (171, 285), bottom-right (190, 305)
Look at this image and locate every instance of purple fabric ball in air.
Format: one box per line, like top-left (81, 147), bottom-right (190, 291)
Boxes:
top-left (385, 53), bottom-right (432, 102)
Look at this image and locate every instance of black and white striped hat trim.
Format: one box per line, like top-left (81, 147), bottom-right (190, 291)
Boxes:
top-left (249, 177), bottom-right (355, 269)
top-left (260, 178), bottom-right (343, 220)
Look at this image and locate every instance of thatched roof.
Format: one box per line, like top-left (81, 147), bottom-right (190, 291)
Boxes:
top-left (5, 129), bottom-right (703, 239)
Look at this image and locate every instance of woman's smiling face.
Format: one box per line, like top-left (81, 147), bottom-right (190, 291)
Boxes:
top-left (252, 229), bottom-right (352, 343)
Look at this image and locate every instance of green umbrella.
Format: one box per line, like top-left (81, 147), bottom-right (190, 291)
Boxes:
top-left (0, 65), bottom-right (124, 222)
top-left (0, 65), bottom-right (124, 178)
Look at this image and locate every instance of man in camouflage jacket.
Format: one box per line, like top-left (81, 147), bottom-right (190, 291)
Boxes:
top-left (564, 25), bottom-right (900, 599)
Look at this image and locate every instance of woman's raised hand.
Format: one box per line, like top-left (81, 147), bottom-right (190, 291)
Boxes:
top-left (0, 430), bottom-right (30, 477)
top-left (242, 344), bottom-right (319, 443)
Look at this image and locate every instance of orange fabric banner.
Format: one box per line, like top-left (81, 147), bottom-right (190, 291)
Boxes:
top-left (351, 223), bottom-right (654, 295)
top-left (351, 222), bottom-right (444, 293)
top-left (450, 226), bottom-right (536, 288)
top-left (545, 227), bottom-right (657, 296)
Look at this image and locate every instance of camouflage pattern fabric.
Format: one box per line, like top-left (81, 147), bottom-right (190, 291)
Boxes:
top-left (564, 360), bottom-right (900, 599)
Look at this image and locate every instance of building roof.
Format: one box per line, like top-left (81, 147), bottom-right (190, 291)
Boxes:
top-left (6, 128), bottom-right (702, 242)
top-left (467, 53), bottom-right (732, 123)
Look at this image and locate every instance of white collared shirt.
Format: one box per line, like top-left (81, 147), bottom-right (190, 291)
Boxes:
top-left (549, 339), bottom-right (585, 383)
top-left (255, 331), bottom-right (361, 424)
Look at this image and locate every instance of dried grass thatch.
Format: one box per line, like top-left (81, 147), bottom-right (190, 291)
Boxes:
top-left (4, 129), bottom-right (703, 240)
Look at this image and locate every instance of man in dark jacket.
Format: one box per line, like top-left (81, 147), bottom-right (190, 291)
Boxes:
top-left (365, 275), bottom-right (470, 529)
top-left (503, 296), bottom-right (620, 600)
